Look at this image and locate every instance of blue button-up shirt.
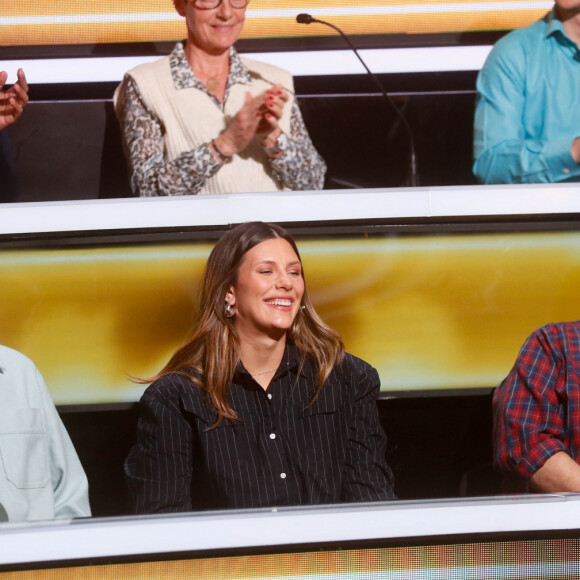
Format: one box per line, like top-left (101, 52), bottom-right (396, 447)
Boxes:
top-left (0, 346), bottom-right (91, 522)
top-left (473, 8), bottom-right (580, 184)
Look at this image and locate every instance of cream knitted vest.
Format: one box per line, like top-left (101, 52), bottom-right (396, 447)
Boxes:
top-left (125, 54), bottom-right (295, 195)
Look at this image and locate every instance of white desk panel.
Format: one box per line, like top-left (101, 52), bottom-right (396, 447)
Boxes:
top-left (1, 184), bottom-right (579, 237)
top-left (0, 495), bottom-right (578, 566)
top-left (0, 46), bottom-right (492, 85)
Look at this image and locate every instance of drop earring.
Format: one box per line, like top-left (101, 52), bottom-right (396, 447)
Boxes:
top-left (225, 301), bottom-right (235, 318)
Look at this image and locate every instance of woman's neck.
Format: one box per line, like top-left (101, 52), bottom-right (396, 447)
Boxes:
top-left (184, 42), bottom-right (230, 101)
top-left (238, 335), bottom-right (287, 391)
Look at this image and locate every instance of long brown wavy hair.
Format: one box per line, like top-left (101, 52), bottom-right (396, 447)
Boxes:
top-left (144, 222), bottom-right (344, 425)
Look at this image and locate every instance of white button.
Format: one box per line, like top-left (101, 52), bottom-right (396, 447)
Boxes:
top-left (280, 472), bottom-right (286, 479)
top-left (267, 393), bottom-right (272, 399)
top-left (564, 167), bottom-right (571, 174)
top-left (270, 433), bottom-right (276, 439)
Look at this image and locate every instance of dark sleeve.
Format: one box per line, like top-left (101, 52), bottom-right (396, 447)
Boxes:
top-left (493, 326), bottom-right (568, 482)
top-left (0, 131), bottom-right (19, 202)
top-left (340, 359), bottom-right (396, 502)
top-left (125, 379), bottom-right (193, 514)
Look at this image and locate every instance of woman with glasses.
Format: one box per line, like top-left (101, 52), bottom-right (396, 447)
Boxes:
top-left (114, 0), bottom-right (326, 196)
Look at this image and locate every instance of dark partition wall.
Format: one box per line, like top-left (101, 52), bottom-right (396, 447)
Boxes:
top-left (2, 73), bottom-right (477, 202)
top-left (59, 392), bottom-right (497, 518)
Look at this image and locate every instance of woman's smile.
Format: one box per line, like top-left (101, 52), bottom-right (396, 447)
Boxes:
top-left (264, 298), bottom-right (293, 308)
top-left (227, 238), bottom-right (305, 340)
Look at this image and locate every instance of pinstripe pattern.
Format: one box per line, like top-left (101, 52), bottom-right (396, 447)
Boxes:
top-left (125, 344), bottom-right (395, 513)
top-left (493, 322), bottom-right (580, 487)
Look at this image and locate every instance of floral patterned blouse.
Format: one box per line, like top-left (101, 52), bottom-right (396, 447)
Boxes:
top-left (116, 43), bottom-right (327, 196)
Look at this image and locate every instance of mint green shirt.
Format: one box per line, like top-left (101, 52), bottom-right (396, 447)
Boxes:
top-left (0, 346), bottom-right (90, 522)
top-left (473, 8), bottom-right (580, 183)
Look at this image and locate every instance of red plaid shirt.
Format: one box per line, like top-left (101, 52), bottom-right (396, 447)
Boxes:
top-left (493, 322), bottom-right (580, 488)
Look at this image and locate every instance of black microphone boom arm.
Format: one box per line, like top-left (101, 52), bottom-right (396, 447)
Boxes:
top-left (295, 13), bottom-right (419, 187)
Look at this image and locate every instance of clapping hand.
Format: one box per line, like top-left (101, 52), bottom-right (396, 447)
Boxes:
top-left (213, 84), bottom-right (289, 160)
top-left (257, 84), bottom-right (289, 147)
top-left (0, 69), bottom-right (28, 131)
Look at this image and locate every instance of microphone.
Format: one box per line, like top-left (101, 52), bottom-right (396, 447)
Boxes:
top-left (296, 13), bottom-right (314, 24)
top-left (296, 13), bottom-right (419, 188)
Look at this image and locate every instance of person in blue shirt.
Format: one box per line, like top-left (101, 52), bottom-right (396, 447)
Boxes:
top-left (473, 1), bottom-right (580, 184)
top-left (0, 346), bottom-right (91, 522)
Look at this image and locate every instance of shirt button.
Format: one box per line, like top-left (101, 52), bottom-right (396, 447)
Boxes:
top-left (563, 168), bottom-right (571, 174)
top-left (270, 433), bottom-right (276, 440)
top-left (280, 473), bottom-right (286, 479)
top-left (267, 393), bottom-right (272, 400)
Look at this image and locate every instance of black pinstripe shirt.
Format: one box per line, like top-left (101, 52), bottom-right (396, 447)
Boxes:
top-left (125, 344), bottom-right (395, 513)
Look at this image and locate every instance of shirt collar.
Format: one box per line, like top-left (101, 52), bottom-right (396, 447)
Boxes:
top-left (235, 341), bottom-right (307, 382)
top-left (544, 6), bottom-right (578, 49)
top-left (169, 42), bottom-right (253, 92)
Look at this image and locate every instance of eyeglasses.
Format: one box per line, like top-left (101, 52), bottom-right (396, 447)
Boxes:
top-left (191, 0), bottom-right (248, 9)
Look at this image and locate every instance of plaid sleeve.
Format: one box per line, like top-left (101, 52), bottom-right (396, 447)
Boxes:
top-left (493, 326), bottom-right (568, 482)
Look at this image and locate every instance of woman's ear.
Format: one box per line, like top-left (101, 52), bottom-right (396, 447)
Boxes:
top-left (225, 287), bottom-right (236, 307)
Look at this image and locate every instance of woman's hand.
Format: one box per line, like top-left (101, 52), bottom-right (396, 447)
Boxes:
top-left (213, 91), bottom-right (265, 158)
top-left (0, 69), bottom-right (28, 132)
top-left (257, 84), bottom-right (289, 148)
top-left (212, 85), bottom-right (289, 161)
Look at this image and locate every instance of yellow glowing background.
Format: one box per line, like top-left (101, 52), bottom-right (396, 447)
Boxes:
top-left (0, 0), bottom-right (548, 47)
top-left (0, 231), bottom-right (578, 404)
top-left (0, 537), bottom-right (576, 579)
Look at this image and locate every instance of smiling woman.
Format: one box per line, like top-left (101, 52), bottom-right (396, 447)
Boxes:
top-left (225, 238), bottom-right (305, 382)
top-left (113, 0), bottom-right (326, 196)
top-left (125, 222), bottom-right (395, 512)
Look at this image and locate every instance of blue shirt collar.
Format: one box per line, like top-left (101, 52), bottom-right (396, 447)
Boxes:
top-left (544, 6), bottom-right (578, 50)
